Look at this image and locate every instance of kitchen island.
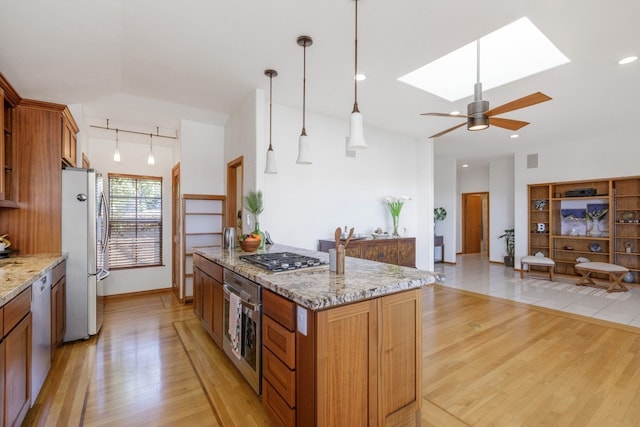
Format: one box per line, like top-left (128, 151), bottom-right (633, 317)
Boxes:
top-left (194, 244), bottom-right (440, 427)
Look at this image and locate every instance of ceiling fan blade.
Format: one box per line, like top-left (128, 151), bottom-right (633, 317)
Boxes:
top-left (489, 117), bottom-right (530, 131)
top-left (485, 92), bottom-right (552, 117)
top-left (429, 122), bottom-right (466, 138)
top-left (421, 112), bottom-right (470, 118)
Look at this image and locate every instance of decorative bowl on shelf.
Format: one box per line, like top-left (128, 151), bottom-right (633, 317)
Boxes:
top-left (239, 238), bottom-right (260, 252)
top-left (589, 242), bottom-right (602, 253)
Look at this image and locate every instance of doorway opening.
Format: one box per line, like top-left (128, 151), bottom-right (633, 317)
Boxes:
top-left (462, 192), bottom-right (489, 255)
top-left (226, 156), bottom-right (244, 238)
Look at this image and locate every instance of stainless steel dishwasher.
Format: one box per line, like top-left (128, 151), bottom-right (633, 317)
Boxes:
top-left (31, 271), bottom-right (52, 404)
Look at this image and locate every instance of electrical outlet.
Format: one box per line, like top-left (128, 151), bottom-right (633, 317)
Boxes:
top-left (297, 306), bottom-right (307, 336)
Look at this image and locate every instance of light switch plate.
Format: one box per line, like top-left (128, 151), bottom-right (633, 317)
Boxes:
top-left (297, 306), bottom-right (307, 336)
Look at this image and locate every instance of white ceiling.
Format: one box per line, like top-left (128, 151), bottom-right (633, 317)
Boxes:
top-left (1, 0), bottom-right (638, 166)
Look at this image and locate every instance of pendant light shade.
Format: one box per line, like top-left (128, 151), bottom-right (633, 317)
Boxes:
top-left (264, 69), bottom-right (278, 174)
top-left (113, 128), bottom-right (121, 162)
top-left (347, 0), bottom-right (368, 150)
top-left (147, 134), bottom-right (155, 165)
top-left (296, 35), bottom-right (313, 165)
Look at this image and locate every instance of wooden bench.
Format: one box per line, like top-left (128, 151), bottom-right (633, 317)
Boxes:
top-left (520, 256), bottom-right (555, 281)
top-left (574, 262), bottom-right (629, 292)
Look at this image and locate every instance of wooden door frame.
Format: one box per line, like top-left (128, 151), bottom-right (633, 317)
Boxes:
top-left (171, 163), bottom-right (181, 301)
top-left (462, 192), bottom-right (490, 255)
top-left (226, 156), bottom-right (243, 228)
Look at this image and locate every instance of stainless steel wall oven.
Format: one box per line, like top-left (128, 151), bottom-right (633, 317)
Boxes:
top-left (223, 269), bottom-right (262, 394)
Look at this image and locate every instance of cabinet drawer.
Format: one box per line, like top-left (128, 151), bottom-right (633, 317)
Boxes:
top-left (52, 260), bottom-right (66, 286)
top-left (263, 315), bottom-right (296, 369)
top-left (263, 347), bottom-right (296, 407)
top-left (262, 378), bottom-right (296, 427)
top-left (193, 254), bottom-right (222, 282)
top-left (263, 289), bottom-right (296, 331)
top-left (4, 287), bottom-right (31, 335)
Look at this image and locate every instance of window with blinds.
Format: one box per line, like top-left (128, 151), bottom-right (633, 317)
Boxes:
top-left (108, 174), bottom-right (163, 269)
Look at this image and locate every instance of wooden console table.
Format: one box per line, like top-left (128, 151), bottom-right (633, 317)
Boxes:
top-left (318, 237), bottom-right (416, 268)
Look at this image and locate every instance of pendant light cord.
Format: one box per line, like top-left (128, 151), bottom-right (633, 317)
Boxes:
top-left (268, 72), bottom-right (273, 150)
top-left (302, 40), bottom-right (307, 136)
top-left (353, 0), bottom-right (360, 113)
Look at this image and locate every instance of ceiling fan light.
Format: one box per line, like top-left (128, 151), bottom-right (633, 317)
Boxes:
top-left (296, 133), bottom-right (312, 164)
top-left (347, 111), bottom-right (367, 149)
top-left (468, 116), bottom-right (489, 131)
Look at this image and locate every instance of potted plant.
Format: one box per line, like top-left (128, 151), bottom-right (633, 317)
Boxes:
top-left (498, 228), bottom-right (515, 267)
top-left (243, 190), bottom-right (265, 249)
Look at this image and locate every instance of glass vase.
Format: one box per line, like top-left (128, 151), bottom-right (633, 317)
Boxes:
top-left (253, 217), bottom-right (265, 249)
top-left (392, 215), bottom-right (400, 238)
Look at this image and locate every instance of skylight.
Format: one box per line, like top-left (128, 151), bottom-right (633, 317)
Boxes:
top-left (398, 17), bottom-right (570, 102)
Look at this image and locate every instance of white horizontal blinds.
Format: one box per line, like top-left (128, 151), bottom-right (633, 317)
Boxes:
top-left (108, 174), bottom-right (163, 269)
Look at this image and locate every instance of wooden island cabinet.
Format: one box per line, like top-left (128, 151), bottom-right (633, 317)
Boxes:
top-left (193, 253), bottom-right (224, 348)
top-left (194, 245), bottom-right (434, 427)
top-left (263, 287), bottom-right (422, 427)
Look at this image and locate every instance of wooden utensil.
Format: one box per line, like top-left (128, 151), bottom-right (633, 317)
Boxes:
top-left (343, 227), bottom-right (355, 248)
top-left (335, 227), bottom-right (342, 249)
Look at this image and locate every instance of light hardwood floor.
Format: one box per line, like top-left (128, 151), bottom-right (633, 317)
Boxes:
top-left (23, 265), bottom-right (640, 426)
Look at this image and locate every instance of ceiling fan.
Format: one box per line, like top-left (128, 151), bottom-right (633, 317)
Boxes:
top-left (422, 40), bottom-right (552, 139)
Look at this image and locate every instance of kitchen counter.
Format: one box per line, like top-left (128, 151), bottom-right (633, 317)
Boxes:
top-left (0, 253), bottom-right (67, 306)
top-left (195, 243), bottom-right (442, 310)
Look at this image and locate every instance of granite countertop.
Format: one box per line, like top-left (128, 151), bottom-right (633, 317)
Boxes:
top-left (194, 244), bottom-right (443, 310)
top-left (0, 253), bottom-right (67, 307)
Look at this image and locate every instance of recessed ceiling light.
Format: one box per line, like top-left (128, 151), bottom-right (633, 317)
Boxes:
top-left (450, 111), bottom-right (461, 116)
top-left (354, 73), bottom-right (367, 81)
top-left (397, 17), bottom-right (570, 101)
top-left (510, 134), bottom-right (520, 139)
top-left (462, 164), bottom-right (469, 168)
top-left (618, 56), bottom-right (638, 65)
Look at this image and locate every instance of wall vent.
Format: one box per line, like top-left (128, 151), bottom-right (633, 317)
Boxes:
top-left (527, 153), bottom-right (538, 169)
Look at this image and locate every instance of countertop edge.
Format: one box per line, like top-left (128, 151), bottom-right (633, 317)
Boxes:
top-left (194, 245), bottom-right (442, 310)
top-left (0, 254), bottom-right (68, 307)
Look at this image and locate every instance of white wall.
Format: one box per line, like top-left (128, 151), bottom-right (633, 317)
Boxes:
top-left (87, 135), bottom-right (175, 296)
top-left (180, 120), bottom-right (225, 194)
top-left (489, 156), bottom-right (514, 262)
top-left (434, 157), bottom-right (456, 263)
top-left (259, 103), bottom-right (423, 255)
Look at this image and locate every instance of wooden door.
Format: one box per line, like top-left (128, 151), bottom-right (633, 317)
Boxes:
top-left (5, 313), bottom-right (32, 427)
top-left (171, 163), bottom-right (181, 300)
top-left (462, 193), bottom-right (489, 254)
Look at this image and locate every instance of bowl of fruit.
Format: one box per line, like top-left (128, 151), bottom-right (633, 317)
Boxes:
top-left (239, 233), bottom-right (261, 252)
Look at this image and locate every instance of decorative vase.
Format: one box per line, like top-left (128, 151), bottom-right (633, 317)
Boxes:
top-left (253, 217), bottom-right (265, 249)
top-left (392, 215), bottom-right (400, 238)
top-left (588, 220), bottom-right (602, 237)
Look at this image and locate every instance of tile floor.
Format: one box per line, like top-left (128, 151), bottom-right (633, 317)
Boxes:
top-left (433, 253), bottom-right (640, 328)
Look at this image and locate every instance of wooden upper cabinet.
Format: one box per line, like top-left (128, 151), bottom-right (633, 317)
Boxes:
top-left (0, 78), bottom-right (19, 207)
top-left (61, 109), bottom-right (78, 167)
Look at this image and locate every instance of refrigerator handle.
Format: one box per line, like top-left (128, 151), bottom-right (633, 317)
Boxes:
top-left (101, 191), bottom-right (110, 253)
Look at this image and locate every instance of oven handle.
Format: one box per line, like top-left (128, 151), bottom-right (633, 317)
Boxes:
top-left (223, 283), bottom-right (260, 312)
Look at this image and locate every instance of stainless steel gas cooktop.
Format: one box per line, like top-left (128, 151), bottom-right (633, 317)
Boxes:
top-left (239, 252), bottom-right (325, 272)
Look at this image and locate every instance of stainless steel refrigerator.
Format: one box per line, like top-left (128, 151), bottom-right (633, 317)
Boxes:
top-left (62, 168), bottom-right (110, 342)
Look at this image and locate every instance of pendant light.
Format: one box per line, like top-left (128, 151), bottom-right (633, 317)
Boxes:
top-left (113, 128), bottom-right (121, 162)
top-left (296, 35), bottom-right (313, 164)
top-left (347, 0), bottom-right (367, 150)
top-left (264, 69), bottom-right (278, 174)
top-left (147, 133), bottom-right (155, 165)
